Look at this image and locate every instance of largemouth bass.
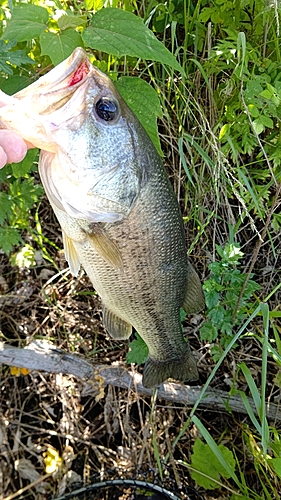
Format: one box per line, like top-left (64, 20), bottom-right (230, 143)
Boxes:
top-left (0, 48), bottom-right (205, 388)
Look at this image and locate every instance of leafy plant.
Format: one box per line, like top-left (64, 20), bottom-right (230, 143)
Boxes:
top-left (190, 437), bottom-right (236, 490)
top-left (127, 333), bottom-right (148, 365)
top-left (200, 242), bottom-right (260, 360)
top-left (0, 150), bottom-right (42, 254)
top-left (82, 8), bottom-right (183, 73)
top-left (0, 40), bottom-right (34, 74)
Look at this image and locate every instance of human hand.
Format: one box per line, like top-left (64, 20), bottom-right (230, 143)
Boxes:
top-left (0, 129), bottom-right (28, 169)
top-left (0, 92), bottom-right (35, 168)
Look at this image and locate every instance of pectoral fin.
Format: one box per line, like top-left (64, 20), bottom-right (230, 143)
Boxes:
top-left (103, 306), bottom-right (132, 340)
top-left (86, 224), bottom-right (123, 271)
top-left (182, 262), bottom-right (205, 314)
top-left (62, 230), bottom-right (81, 276)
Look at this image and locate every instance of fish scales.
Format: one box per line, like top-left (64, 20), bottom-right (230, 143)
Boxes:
top-left (54, 155), bottom-right (187, 355)
top-left (0, 48), bottom-right (205, 388)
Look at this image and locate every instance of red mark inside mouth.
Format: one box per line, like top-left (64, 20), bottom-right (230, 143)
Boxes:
top-left (68, 62), bottom-right (90, 86)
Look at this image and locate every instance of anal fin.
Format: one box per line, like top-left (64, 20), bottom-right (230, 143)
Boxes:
top-left (182, 262), bottom-right (205, 314)
top-left (62, 230), bottom-right (81, 277)
top-left (103, 305), bottom-right (132, 340)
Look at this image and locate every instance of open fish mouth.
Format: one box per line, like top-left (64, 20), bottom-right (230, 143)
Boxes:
top-left (14, 48), bottom-right (93, 116)
top-left (0, 48), bottom-right (100, 151)
top-left (17, 48), bottom-right (92, 99)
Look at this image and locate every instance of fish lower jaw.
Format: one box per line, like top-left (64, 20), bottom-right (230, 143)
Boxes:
top-left (142, 351), bottom-right (199, 389)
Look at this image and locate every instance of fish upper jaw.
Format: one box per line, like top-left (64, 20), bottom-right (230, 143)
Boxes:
top-left (15, 48), bottom-right (92, 104)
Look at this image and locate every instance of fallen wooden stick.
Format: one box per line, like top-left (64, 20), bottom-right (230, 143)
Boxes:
top-left (0, 340), bottom-right (280, 421)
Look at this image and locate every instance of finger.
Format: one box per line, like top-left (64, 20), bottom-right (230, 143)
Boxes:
top-left (0, 146), bottom-right (8, 169)
top-left (25, 140), bottom-right (35, 149)
top-left (0, 130), bottom-right (27, 164)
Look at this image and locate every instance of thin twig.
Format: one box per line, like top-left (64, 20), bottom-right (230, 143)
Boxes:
top-left (3, 473), bottom-right (51, 500)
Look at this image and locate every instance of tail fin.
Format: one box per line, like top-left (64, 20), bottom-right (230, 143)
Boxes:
top-left (142, 347), bottom-right (198, 388)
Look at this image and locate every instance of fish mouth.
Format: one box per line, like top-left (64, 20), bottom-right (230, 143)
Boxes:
top-left (0, 48), bottom-right (109, 153)
top-left (15, 48), bottom-right (93, 113)
top-left (38, 47), bottom-right (92, 92)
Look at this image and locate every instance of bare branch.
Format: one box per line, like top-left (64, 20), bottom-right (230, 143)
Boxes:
top-left (0, 341), bottom-right (280, 421)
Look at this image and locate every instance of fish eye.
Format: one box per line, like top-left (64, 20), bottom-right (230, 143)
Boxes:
top-left (95, 97), bottom-right (118, 121)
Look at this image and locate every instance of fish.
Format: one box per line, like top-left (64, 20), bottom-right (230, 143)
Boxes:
top-left (0, 48), bottom-right (205, 388)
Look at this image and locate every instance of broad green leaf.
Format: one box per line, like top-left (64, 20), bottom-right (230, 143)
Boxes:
top-left (190, 437), bottom-right (236, 489)
top-left (259, 115), bottom-right (274, 129)
top-left (0, 192), bottom-right (13, 224)
top-left (2, 5), bottom-right (48, 41)
top-left (211, 10), bottom-right (224, 23)
top-left (84, 0), bottom-right (106, 9)
top-left (245, 80), bottom-right (263, 100)
top-left (126, 333), bottom-right (148, 365)
top-left (270, 458), bottom-right (281, 479)
top-left (0, 40), bottom-right (34, 75)
top-left (0, 59), bottom-right (13, 75)
top-left (199, 320), bottom-right (218, 342)
top-left (82, 8), bottom-right (184, 74)
top-left (7, 4), bottom-right (49, 23)
top-left (260, 89), bottom-right (273, 99)
top-left (248, 103), bottom-right (259, 118)
top-left (115, 76), bottom-right (163, 156)
top-left (11, 149), bottom-right (39, 179)
top-left (2, 20), bottom-right (46, 42)
top-left (252, 118), bottom-right (264, 135)
top-left (58, 14), bottom-right (87, 31)
top-left (40, 30), bottom-right (83, 65)
top-left (9, 178), bottom-right (43, 218)
top-left (209, 305), bottom-right (226, 327)
top-left (2, 52), bottom-right (34, 68)
top-left (198, 7), bottom-right (213, 23)
top-left (0, 227), bottom-right (22, 254)
top-left (0, 76), bottom-right (31, 95)
top-left (0, 50), bottom-right (34, 75)
top-left (204, 289), bottom-right (220, 309)
top-left (210, 345), bottom-right (223, 362)
top-left (265, 82), bottom-right (276, 94)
